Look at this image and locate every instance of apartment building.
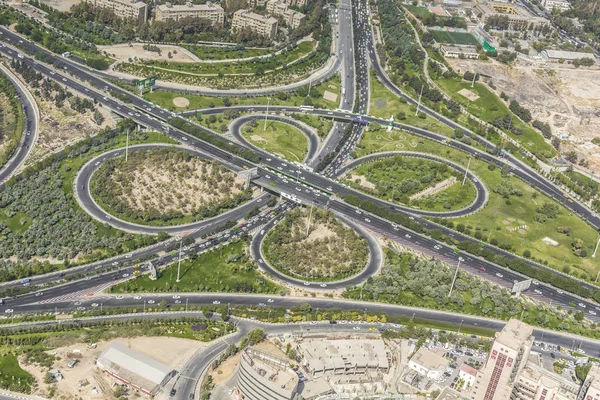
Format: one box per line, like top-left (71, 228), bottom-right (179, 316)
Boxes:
top-left (85, 0), bottom-right (147, 22)
top-left (266, 0), bottom-right (305, 29)
top-left (231, 9), bottom-right (278, 38)
top-left (578, 365), bottom-right (600, 400)
top-left (248, 0), bottom-right (269, 6)
top-left (155, 2), bottom-right (224, 24)
top-left (284, 0), bottom-right (309, 7)
top-left (542, 0), bottom-right (571, 12)
top-left (512, 362), bottom-right (580, 400)
top-left (474, 2), bottom-right (549, 30)
top-left (472, 319), bottom-right (534, 400)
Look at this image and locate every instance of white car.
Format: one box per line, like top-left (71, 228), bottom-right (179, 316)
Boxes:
top-left (134, 296), bottom-right (142, 300)
top-left (122, 273), bottom-right (129, 278)
top-left (405, 234), bottom-right (411, 239)
top-left (5, 309), bottom-right (13, 314)
top-left (557, 289), bottom-right (564, 294)
top-left (174, 300), bottom-right (182, 304)
top-left (320, 283), bottom-right (327, 288)
top-left (267, 299), bottom-right (275, 303)
top-left (74, 301), bottom-right (81, 306)
top-left (355, 210), bottom-right (362, 215)
top-left (173, 295), bottom-right (180, 299)
top-left (91, 303), bottom-right (99, 307)
top-left (353, 326), bottom-right (361, 330)
top-left (303, 282), bottom-right (311, 286)
top-left (147, 300), bottom-right (155, 304)
top-left (496, 273), bottom-right (504, 278)
top-left (116, 295), bottom-right (124, 300)
top-left (590, 310), bottom-right (597, 316)
top-left (364, 218), bottom-right (370, 223)
top-left (578, 303), bottom-right (586, 308)
top-left (112, 261), bottom-right (118, 266)
top-left (213, 301), bottom-right (221, 305)
top-left (35, 292), bottom-right (43, 297)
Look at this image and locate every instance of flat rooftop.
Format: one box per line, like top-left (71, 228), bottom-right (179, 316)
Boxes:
top-left (245, 349), bottom-right (298, 391)
top-left (496, 319), bottom-right (533, 349)
top-left (300, 339), bottom-right (389, 371)
top-left (411, 348), bottom-right (448, 372)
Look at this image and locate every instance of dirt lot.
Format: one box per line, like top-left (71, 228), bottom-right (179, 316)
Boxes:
top-left (99, 44), bottom-right (199, 63)
top-left (447, 58), bottom-right (600, 174)
top-left (20, 337), bottom-right (209, 400)
top-left (35, 0), bottom-right (81, 12)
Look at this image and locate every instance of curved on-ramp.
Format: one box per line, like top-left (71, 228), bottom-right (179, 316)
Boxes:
top-left (336, 151), bottom-right (489, 218)
top-left (230, 114), bottom-right (321, 166)
top-left (74, 143), bottom-right (268, 234)
top-left (0, 63), bottom-right (39, 185)
top-left (250, 208), bottom-right (383, 290)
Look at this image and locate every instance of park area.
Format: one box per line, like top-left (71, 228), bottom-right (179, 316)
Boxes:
top-left (90, 147), bottom-right (253, 226)
top-left (110, 241), bottom-right (281, 294)
top-left (355, 129), bottom-right (600, 280)
top-left (429, 30), bottom-right (479, 45)
top-left (340, 155), bottom-right (477, 212)
top-left (242, 120), bottom-right (308, 162)
top-left (263, 208), bottom-right (369, 282)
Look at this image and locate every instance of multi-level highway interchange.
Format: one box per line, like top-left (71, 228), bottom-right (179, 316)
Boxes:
top-left (1, 0), bottom-right (600, 398)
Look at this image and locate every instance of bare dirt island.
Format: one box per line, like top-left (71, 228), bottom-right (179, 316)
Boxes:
top-left (99, 44), bottom-right (200, 63)
top-left (447, 58), bottom-right (600, 174)
top-left (19, 337), bottom-right (208, 400)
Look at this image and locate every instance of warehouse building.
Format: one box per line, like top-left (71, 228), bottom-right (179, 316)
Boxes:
top-left (540, 49), bottom-right (596, 62)
top-left (97, 343), bottom-right (176, 397)
top-left (155, 2), bottom-right (224, 24)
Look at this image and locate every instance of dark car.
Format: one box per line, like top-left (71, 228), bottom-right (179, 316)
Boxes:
top-left (550, 353), bottom-right (556, 359)
top-left (170, 389), bottom-right (176, 397)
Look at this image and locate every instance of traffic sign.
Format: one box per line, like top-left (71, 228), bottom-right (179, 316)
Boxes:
top-left (136, 76), bottom-right (156, 89)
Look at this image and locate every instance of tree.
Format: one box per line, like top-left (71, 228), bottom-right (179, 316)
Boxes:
top-left (247, 328), bottom-right (264, 346)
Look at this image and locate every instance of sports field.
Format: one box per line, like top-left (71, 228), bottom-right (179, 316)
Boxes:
top-left (430, 30), bottom-right (479, 45)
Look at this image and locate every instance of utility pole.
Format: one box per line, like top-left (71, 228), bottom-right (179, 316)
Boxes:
top-left (448, 257), bottom-right (464, 298)
top-left (458, 319), bottom-right (464, 335)
top-left (125, 130), bottom-right (129, 162)
top-left (176, 241), bottom-right (182, 283)
top-left (143, 300), bottom-right (146, 313)
top-left (306, 203), bottom-right (314, 237)
top-left (264, 97), bottom-right (271, 131)
top-left (307, 80), bottom-right (312, 97)
top-left (471, 72), bottom-right (477, 88)
top-left (415, 84), bottom-right (424, 116)
top-left (186, 298), bottom-right (188, 312)
top-left (462, 157), bottom-right (472, 185)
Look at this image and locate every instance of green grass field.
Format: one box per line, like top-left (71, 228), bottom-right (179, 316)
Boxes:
top-left (435, 78), bottom-right (556, 159)
top-left (0, 354), bottom-right (34, 393)
top-left (430, 30), bottom-right (479, 45)
top-left (242, 120), bottom-right (308, 162)
top-left (291, 113), bottom-right (334, 138)
top-left (369, 72), bottom-right (454, 136)
top-left (356, 129), bottom-right (600, 279)
top-left (404, 4), bottom-right (433, 19)
top-left (110, 241), bottom-right (280, 294)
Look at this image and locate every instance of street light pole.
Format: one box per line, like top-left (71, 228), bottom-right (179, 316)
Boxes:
top-left (592, 234), bottom-right (600, 258)
top-left (458, 319), bottom-right (464, 335)
top-left (143, 300), bottom-right (146, 313)
top-left (125, 130), bottom-right (129, 162)
top-left (264, 97), bottom-right (271, 131)
top-left (415, 84), bottom-right (424, 116)
top-left (448, 257), bottom-right (464, 297)
top-left (176, 241), bottom-right (182, 283)
top-left (462, 157), bottom-right (472, 185)
top-left (306, 203), bottom-right (314, 237)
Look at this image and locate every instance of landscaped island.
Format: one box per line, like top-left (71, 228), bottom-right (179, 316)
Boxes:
top-left (90, 147), bottom-right (252, 226)
top-left (263, 208), bottom-right (369, 281)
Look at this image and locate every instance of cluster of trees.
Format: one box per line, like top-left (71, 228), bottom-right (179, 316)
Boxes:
top-left (509, 99), bottom-right (532, 123)
top-left (420, 14), bottom-right (466, 29)
top-left (0, 70), bottom-right (23, 169)
top-left (532, 120), bottom-right (552, 139)
top-left (344, 251), bottom-right (522, 317)
top-left (344, 155), bottom-right (457, 204)
top-left (263, 208), bottom-right (369, 280)
top-left (91, 148), bottom-right (252, 224)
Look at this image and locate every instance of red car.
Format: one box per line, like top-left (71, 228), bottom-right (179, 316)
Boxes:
top-left (480, 267), bottom-right (486, 271)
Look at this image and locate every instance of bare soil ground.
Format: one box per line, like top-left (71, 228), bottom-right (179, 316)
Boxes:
top-left (0, 92), bottom-right (16, 159)
top-left (173, 97), bottom-right (190, 108)
top-left (447, 58), bottom-right (600, 174)
top-left (33, 0), bottom-right (80, 12)
top-left (111, 155), bottom-right (245, 215)
top-left (99, 44), bottom-right (198, 63)
top-left (305, 220), bottom-right (336, 243)
top-left (20, 337), bottom-right (208, 400)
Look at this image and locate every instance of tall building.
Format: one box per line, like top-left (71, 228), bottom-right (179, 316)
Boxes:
top-left (472, 319), bottom-right (534, 400)
top-left (154, 2), bottom-right (224, 24)
top-left (231, 9), bottom-right (278, 38)
top-left (84, 0), bottom-right (147, 22)
top-left (266, 0), bottom-right (306, 29)
top-left (578, 365), bottom-right (600, 400)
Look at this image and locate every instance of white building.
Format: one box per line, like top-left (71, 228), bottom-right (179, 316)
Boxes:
top-left (231, 9), bottom-right (279, 38)
top-left (540, 49), bottom-right (595, 62)
top-left (542, 0), bottom-right (571, 12)
top-left (408, 348), bottom-right (449, 380)
top-left (155, 2), bottom-right (224, 24)
top-left (441, 44), bottom-right (480, 59)
top-left (266, 0), bottom-right (306, 29)
top-left (459, 363), bottom-right (478, 388)
top-left (84, 0), bottom-right (147, 22)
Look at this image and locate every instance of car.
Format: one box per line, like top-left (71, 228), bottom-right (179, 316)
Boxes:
top-left (181, 136), bottom-right (188, 141)
top-left (174, 300), bottom-right (182, 304)
top-left (26, 130), bottom-right (30, 136)
top-left (496, 273), bottom-right (504, 278)
top-left (355, 210), bottom-right (362, 215)
top-left (213, 301), bottom-right (221, 305)
top-left (480, 267), bottom-right (486, 271)
top-left (112, 261), bottom-right (119, 266)
top-left (258, 303), bottom-right (266, 307)
top-left (173, 295), bottom-right (180, 299)
top-left (268, 299), bottom-right (275, 303)
top-left (589, 310), bottom-right (597, 316)
top-left (134, 296), bottom-right (142, 300)
top-left (35, 292), bottom-right (43, 297)
top-left (579, 303), bottom-right (587, 308)
top-left (170, 389), bottom-right (177, 397)
top-left (550, 353), bottom-right (556, 359)
top-left (4, 309), bottom-right (13, 314)
top-left (405, 234), bottom-right (411, 239)
top-left (147, 300), bottom-right (155, 304)
top-left (353, 326), bottom-right (361, 330)
top-left (533, 289), bottom-right (542, 295)
top-left (364, 218), bottom-right (370, 222)
top-left (116, 295), bottom-right (123, 300)
top-left (122, 273), bottom-right (129, 278)
top-left (320, 283), bottom-right (327, 288)
top-left (303, 282), bottom-right (311, 286)
top-left (557, 289), bottom-right (564, 294)
top-left (91, 303), bottom-right (99, 307)
top-left (74, 301), bottom-right (81, 306)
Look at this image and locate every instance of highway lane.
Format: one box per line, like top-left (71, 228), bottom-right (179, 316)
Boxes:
top-left (229, 114), bottom-right (320, 166)
top-left (0, 62), bottom-right (38, 184)
top-left (74, 143), bottom-right (267, 234)
top-left (0, 44), bottom-right (599, 318)
top-left (250, 207), bottom-right (383, 290)
top-left (6, 294), bottom-right (600, 357)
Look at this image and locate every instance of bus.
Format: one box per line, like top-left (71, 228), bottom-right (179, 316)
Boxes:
top-left (300, 105), bottom-right (314, 112)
